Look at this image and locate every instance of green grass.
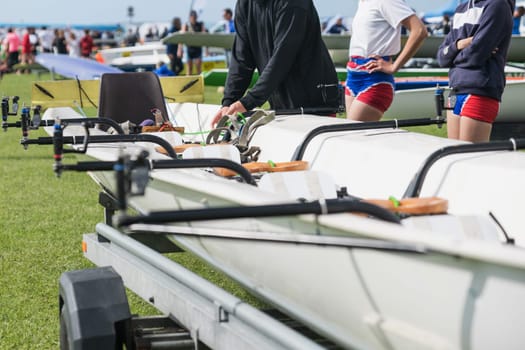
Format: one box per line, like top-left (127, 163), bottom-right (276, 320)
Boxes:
top-left (0, 73), bottom-right (259, 349)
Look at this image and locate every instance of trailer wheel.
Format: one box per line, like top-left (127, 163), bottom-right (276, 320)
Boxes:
top-left (58, 267), bottom-right (131, 350)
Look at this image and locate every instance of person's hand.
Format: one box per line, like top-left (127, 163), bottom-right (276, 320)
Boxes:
top-left (364, 55), bottom-right (395, 74)
top-left (224, 101), bottom-right (247, 116)
top-left (456, 36), bottom-right (473, 50)
top-left (211, 106), bottom-right (230, 128)
top-left (210, 101), bottom-right (247, 128)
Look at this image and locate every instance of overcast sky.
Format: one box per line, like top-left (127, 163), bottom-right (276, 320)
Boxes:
top-left (0, 0), bottom-right (448, 26)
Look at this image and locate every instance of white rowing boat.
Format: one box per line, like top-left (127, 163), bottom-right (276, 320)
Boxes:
top-left (38, 103), bottom-right (525, 350)
top-left (97, 42), bottom-right (226, 72)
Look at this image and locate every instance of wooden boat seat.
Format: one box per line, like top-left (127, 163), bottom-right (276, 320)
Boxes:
top-left (258, 170), bottom-right (338, 200)
top-left (363, 197), bottom-right (448, 216)
top-left (142, 125), bottom-right (185, 134)
top-left (214, 160), bottom-right (309, 177)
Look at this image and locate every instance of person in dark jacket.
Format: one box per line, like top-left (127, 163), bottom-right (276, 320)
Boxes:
top-left (166, 17), bottom-right (184, 75)
top-left (437, 0), bottom-right (515, 142)
top-left (211, 0), bottom-right (339, 126)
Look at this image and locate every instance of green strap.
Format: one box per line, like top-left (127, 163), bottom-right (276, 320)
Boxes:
top-left (388, 196), bottom-right (401, 208)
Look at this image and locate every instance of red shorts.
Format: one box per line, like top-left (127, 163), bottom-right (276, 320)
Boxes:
top-left (450, 94), bottom-right (500, 124)
top-left (353, 83), bottom-right (394, 113)
top-left (345, 57), bottom-right (395, 113)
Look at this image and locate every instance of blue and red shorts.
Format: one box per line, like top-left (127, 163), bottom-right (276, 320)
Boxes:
top-left (448, 94), bottom-right (500, 124)
top-left (345, 56), bottom-right (395, 113)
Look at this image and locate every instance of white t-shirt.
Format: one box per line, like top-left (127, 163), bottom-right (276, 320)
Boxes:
top-left (349, 0), bottom-right (414, 57)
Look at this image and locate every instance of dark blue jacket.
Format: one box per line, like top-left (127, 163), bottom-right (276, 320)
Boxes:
top-left (166, 26), bottom-right (180, 57)
top-left (437, 0), bottom-right (515, 100)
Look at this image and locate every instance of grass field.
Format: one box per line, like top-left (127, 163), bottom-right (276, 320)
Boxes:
top-left (0, 72), bottom-right (447, 349)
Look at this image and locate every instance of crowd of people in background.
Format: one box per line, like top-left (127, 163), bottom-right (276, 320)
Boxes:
top-left (0, 7), bottom-right (238, 77)
top-left (0, 25), bottom-right (107, 75)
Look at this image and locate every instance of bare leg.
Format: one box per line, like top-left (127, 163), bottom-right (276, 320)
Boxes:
top-left (195, 58), bottom-right (202, 74)
top-left (459, 117), bottom-right (492, 142)
top-left (345, 95), bottom-right (383, 122)
top-left (446, 111), bottom-right (460, 140)
top-left (345, 94), bottom-right (355, 119)
top-left (187, 59), bottom-right (194, 75)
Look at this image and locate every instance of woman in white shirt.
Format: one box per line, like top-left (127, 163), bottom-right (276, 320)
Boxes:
top-left (346, 0), bottom-right (427, 121)
top-left (67, 31), bottom-right (80, 58)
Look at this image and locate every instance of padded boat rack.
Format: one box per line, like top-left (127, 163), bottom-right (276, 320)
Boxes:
top-left (292, 117), bottom-right (446, 161)
top-left (403, 138), bottom-right (525, 198)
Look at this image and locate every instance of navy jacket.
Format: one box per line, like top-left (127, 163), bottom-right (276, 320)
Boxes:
top-left (222, 0), bottom-right (339, 111)
top-left (437, 0), bottom-right (515, 100)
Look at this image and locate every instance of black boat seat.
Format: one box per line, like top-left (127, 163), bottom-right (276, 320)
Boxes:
top-left (98, 72), bottom-right (169, 126)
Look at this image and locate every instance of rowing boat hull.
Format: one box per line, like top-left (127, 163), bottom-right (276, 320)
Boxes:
top-left (163, 33), bottom-right (525, 64)
top-left (202, 68), bottom-right (451, 87)
top-left (172, 228), bottom-right (525, 350)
